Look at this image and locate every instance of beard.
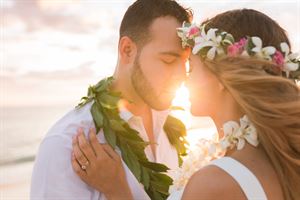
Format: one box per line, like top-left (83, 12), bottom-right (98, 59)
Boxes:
top-left (131, 57), bottom-right (173, 110)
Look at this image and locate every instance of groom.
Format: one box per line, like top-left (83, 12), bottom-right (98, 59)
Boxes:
top-left (30, 0), bottom-right (191, 199)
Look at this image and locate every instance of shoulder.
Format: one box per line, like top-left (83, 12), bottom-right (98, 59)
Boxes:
top-left (46, 102), bottom-right (94, 138)
top-left (181, 164), bottom-right (246, 200)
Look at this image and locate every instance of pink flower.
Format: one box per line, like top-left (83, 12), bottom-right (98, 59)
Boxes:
top-left (272, 50), bottom-right (284, 66)
top-left (227, 44), bottom-right (240, 57)
top-left (237, 38), bottom-right (247, 49)
top-left (188, 27), bottom-right (200, 37)
top-left (227, 38), bottom-right (248, 57)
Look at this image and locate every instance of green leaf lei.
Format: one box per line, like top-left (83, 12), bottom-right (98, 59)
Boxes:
top-left (76, 77), bottom-right (188, 200)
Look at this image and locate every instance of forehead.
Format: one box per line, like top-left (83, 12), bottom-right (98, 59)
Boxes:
top-left (146, 16), bottom-right (183, 52)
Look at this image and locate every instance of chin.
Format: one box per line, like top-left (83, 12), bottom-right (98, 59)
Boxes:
top-left (150, 98), bottom-right (172, 111)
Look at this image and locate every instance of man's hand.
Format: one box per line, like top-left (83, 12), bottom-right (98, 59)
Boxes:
top-left (71, 127), bottom-right (133, 200)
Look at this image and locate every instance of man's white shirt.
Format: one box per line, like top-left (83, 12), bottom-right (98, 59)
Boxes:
top-left (30, 102), bottom-right (179, 200)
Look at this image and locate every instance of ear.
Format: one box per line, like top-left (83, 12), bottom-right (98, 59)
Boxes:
top-left (118, 36), bottom-right (137, 65)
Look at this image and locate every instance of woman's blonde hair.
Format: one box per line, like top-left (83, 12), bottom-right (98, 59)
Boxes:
top-left (205, 57), bottom-right (300, 200)
top-left (201, 8), bottom-right (300, 200)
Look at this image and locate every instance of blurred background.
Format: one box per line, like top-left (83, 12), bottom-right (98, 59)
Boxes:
top-left (1, 0), bottom-right (299, 199)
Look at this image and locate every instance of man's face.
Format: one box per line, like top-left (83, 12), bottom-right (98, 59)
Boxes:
top-left (131, 16), bottom-right (190, 110)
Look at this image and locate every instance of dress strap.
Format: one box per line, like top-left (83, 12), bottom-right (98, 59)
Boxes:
top-left (209, 157), bottom-right (267, 200)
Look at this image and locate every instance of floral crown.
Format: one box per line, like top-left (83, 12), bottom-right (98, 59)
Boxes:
top-left (177, 22), bottom-right (300, 79)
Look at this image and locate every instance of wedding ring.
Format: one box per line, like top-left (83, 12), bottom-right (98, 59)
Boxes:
top-left (81, 165), bottom-right (87, 170)
top-left (81, 161), bottom-right (89, 170)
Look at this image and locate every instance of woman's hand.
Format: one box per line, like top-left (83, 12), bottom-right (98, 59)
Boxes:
top-left (71, 128), bottom-right (133, 200)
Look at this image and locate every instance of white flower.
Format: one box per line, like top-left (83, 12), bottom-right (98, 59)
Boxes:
top-left (220, 115), bottom-right (259, 151)
top-left (251, 37), bottom-right (276, 60)
top-left (192, 27), bottom-right (224, 59)
top-left (280, 42), bottom-right (299, 76)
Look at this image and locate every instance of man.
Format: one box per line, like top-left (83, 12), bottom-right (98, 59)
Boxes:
top-left (30, 0), bottom-right (191, 199)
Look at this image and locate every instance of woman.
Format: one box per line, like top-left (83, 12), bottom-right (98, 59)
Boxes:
top-left (72, 9), bottom-right (300, 200)
top-left (172, 8), bottom-right (300, 200)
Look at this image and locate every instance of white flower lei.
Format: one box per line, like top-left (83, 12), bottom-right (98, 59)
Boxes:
top-left (169, 115), bottom-right (259, 193)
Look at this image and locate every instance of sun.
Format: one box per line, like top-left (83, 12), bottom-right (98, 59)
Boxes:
top-left (171, 83), bottom-right (192, 129)
top-left (171, 83), bottom-right (217, 148)
top-left (172, 83), bottom-right (191, 109)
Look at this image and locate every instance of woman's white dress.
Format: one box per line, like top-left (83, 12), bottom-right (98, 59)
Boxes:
top-left (167, 157), bottom-right (268, 200)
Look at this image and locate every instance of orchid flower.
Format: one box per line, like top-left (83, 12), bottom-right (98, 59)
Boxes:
top-left (280, 42), bottom-right (299, 76)
top-left (251, 37), bottom-right (276, 60)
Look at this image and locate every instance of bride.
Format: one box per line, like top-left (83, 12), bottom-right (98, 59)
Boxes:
top-left (71, 9), bottom-right (300, 200)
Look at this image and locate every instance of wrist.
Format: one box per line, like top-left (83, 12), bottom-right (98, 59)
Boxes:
top-left (105, 180), bottom-right (133, 200)
top-left (106, 187), bottom-right (133, 200)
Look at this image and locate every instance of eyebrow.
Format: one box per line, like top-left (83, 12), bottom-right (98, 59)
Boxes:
top-left (159, 51), bottom-right (181, 57)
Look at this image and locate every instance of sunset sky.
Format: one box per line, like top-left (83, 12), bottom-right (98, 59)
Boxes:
top-left (1, 0), bottom-right (299, 107)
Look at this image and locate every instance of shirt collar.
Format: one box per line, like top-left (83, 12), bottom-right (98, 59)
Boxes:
top-left (118, 102), bottom-right (170, 131)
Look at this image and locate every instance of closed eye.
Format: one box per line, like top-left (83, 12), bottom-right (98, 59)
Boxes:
top-left (162, 58), bottom-right (176, 65)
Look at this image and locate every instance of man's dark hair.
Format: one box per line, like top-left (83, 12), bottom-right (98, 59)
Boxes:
top-left (119, 0), bottom-right (192, 47)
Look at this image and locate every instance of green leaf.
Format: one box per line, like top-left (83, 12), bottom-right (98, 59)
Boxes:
top-left (140, 161), bottom-right (169, 172)
top-left (120, 126), bottom-right (145, 142)
top-left (103, 124), bottom-right (117, 148)
top-left (87, 85), bottom-right (96, 97)
top-left (164, 115), bottom-right (189, 166)
top-left (150, 180), bottom-right (170, 195)
top-left (141, 167), bottom-right (150, 189)
top-left (100, 101), bottom-right (118, 110)
top-left (76, 96), bottom-right (92, 109)
top-left (94, 77), bottom-right (114, 92)
top-left (152, 173), bottom-right (173, 186)
top-left (120, 143), bottom-right (141, 181)
top-left (99, 93), bottom-right (120, 106)
top-left (91, 103), bottom-right (103, 131)
top-left (152, 190), bottom-right (165, 200)
top-left (109, 119), bottom-right (126, 132)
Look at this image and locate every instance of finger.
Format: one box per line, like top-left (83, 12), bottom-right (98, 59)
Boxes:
top-left (77, 128), bottom-right (96, 161)
top-left (71, 151), bottom-right (88, 181)
top-left (89, 128), bottom-right (108, 159)
top-left (102, 144), bottom-right (121, 162)
top-left (72, 135), bottom-right (90, 168)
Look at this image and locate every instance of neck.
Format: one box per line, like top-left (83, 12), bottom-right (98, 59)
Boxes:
top-left (111, 73), bottom-right (151, 117)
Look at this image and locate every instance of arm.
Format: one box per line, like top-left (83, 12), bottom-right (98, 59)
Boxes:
top-left (71, 128), bottom-right (133, 200)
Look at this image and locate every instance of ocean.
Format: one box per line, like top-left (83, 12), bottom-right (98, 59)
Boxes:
top-left (0, 105), bottom-right (216, 166)
top-left (0, 105), bottom-right (73, 166)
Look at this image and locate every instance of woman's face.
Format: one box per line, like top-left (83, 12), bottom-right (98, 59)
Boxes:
top-left (186, 54), bottom-right (224, 117)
